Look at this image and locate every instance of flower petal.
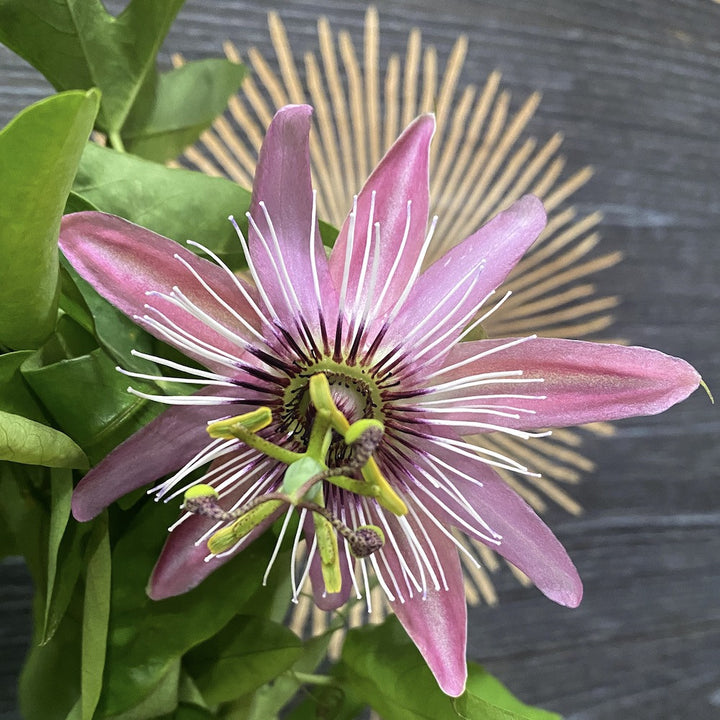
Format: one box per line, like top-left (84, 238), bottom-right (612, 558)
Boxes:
top-left (368, 503), bottom-right (468, 697)
top-left (148, 496), bottom-right (284, 600)
top-left (430, 337), bottom-right (701, 429)
top-left (71, 386), bottom-right (241, 521)
top-left (249, 105), bottom-right (336, 335)
top-left (406, 446), bottom-right (583, 608)
top-left (381, 196), bottom-right (546, 368)
top-left (329, 114), bottom-right (435, 321)
top-left (60, 212), bottom-right (259, 372)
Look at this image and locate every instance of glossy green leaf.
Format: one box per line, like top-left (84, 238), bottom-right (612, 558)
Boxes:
top-left (0, 351), bottom-right (48, 423)
top-left (21, 343), bottom-right (162, 464)
top-left (0, 89), bottom-right (99, 349)
top-left (19, 583), bottom-right (83, 720)
top-left (459, 664), bottom-right (561, 720)
top-left (338, 617), bottom-right (558, 720)
top-left (123, 58), bottom-right (246, 162)
top-left (185, 614), bottom-right (302, 705)
top-left (42, 468), bottom-right (74, 640)
top-left (40, 515), bottom-right (95, 646)
top-left (0, 0), bottom-right (185, 136)
top-left (0, 462), bottom-right (47, 570)
top-left (0, 409), bottom-right (88, 468)
top-left (73, 142), bottom-right (251, 267)
top-left (81, 513), bottom-right (111, 720)
top-left (103, 661), bottom-right (181, 720)
top-left (227, 617), bottom-right (346, 720)
top-left (95, 500), bottom-right (274, 717)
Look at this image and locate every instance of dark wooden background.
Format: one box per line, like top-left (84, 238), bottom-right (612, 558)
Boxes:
top-left (1, 1), bottom-right (719, 718)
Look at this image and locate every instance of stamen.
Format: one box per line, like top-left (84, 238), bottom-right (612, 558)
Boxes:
top-left (186, 238), bottom-right (277, 334)
top-left (263, 504), bottom-right (295, 586)
top-left (172, 252), bottom-right (268, 346)
top-left (383, 214), bottom-right (438, 326)
top-left (427, 335), bottom-right (538, 380)
top-left (116, 367), bottom-right (236, 387)
top-left (456, 290), bottom-right (513, 343)
top-left (373, 200), bottom-right (412, 312)
top-left (290, 507), bottom-right (308, 603)
top-left (336, 196), bottom-right (358, 358)
top-left (295, 531), bottom-right (316, 602)
top-left (257, 201), bottom-right (305, 318)
top-left (129, 349), bottom-right (232, 382)
top-left (125, 387), bottom-right (237, 405)
top-left (229, 215), bottom-right (282, 323)
top-left (348, 190), bottom-right (377, 327)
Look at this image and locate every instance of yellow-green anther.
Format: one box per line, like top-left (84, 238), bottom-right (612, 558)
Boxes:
top-left (207, 498), bottom-right (284, 554)
top-left (207, 410), bottom-right (301, 465)
top-left (362, 457), bottom-right (407, 516)
top-left (345, 418), bottom-right (384, 445)
top-left (313, 512), bottom-right (342, 594)
top-left (184, 484), bottom-right (219, 501)
top-left (348, 524), bottom-right (385, 558)
top-left (207, 407), bottom-right (273, 438)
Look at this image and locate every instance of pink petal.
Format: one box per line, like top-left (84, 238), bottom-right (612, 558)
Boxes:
top-left (407, 446), bottom-right (583, 608)
top-left (71, 386), bottom-right (242, 521)
top-left (381, 196), bottom-right (546, 366)
top-left (60, 212), bottom-right (259, 372)
top-left (148, 492), bottom-right (284, 599)
top-left (249, 105), bottom-right (336, 335)
top-left (329, 115), bottom-right (435, 321)
top-left (368, 503), bottom-right (468, 697)
top-left (433, 337), bottom-right (701, 429)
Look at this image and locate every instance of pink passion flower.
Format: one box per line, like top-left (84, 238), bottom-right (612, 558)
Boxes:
top-left (60, 105), bottom-right (700, 696)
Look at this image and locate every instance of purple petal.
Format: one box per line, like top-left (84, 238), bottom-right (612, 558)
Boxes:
top-left (409, 447), bottom-right (583, 608)
top-left (71, 386), bottom-right (240, 521)
top-left (434, 337), bottom-right (701, 429)
top-left (381, 196), bottom-right (546, 366)
top-left (367, 503), bottom-right (468, 696)
top-left (60, 212), bottom-right (259, 372)
top-left (148, 491), bottom-right (284, 599)
top-left (249, 105), bottom-right (336, 334)
top-left (329, 114), bottom-right (435, 321)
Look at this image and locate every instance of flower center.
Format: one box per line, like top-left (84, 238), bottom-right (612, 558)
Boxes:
top-left (281, 359), bottom-right (383, 450)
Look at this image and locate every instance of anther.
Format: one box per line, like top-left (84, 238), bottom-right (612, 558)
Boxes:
top-left (346, 524), bottom-right (385, 558)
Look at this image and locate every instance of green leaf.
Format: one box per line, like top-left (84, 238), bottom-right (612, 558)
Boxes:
top-left (338, 617), bottom-right (560, 720)
top-left (21, 343), bottom-right (162, 464)
top-left (81, 513), bottom-right (112, 720)
top-left (0, 89), bottom-right (100, 348)
top-left (40, 516), bottom-right (95, 646)
top-left (123, 58), bottom-right (246, 162)
top-left (0, 350), bottom-right (48, 423)
top-left (227, 618), bottom-right (345, 720)
top-left (95, 500), bottom-right (276, 717)
top-left (459, 664), bottom-right (561, 720)
top-left (185, 615), bottom-right (302, 705)
top-left (73, 143), bottom-right (251, 268)
top-left (19, 585), bottom-right (83, 720)
top-left (42, 468), bottom-right (74, 640)
top-left (103, 661), bottom-right (181, 720)
top-left (0, 409), bottom-right (88, 468)
top-left (0, 462), bottom-right (48, 570)
top-left (0, 0), bottom-right (185, 136)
